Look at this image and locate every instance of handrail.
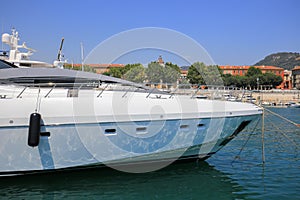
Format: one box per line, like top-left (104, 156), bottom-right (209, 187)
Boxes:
top-left (97, 83), bottom-right (109, 98)
top-left (1, 80), bottom-right (256, 101)
top-left (146, 88), bottom-right (156, 98)
top-left (44, 84), bottom-right (56, 98)
top-left (16, 86), bottom-right (27, 98)
top-left (122, 85), bottom-right (134, 98)
top-left (191, 84), bottom-right (201, 99)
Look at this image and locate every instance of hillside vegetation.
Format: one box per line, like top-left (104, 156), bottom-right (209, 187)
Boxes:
top-left (254, 52), bottom-right (300, 70)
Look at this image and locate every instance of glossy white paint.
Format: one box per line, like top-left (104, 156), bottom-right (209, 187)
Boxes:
top-left (0, 86), bottom-right (262, 175)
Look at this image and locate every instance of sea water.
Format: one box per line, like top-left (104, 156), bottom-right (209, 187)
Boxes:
top-left (0, 108), bottom-right (299, 200)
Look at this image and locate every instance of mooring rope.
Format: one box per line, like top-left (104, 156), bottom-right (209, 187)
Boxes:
top-left (265, 115), bottom-right (299, 149)
top-left (35, 87), bottom-right (41, 113)
top-left (231, 118), bottom-right (261, 165)
top-left (264, 108), bottom-right (300, 128)
top-left (261, 108), bottom-right (265, 164)
top-left (232, 107), bottom-right (299, 165)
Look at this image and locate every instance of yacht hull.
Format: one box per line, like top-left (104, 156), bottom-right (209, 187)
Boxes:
top-left (0, 113), bottom-right (259, 176)
top-left (0, 89), bottom-right (262, 175)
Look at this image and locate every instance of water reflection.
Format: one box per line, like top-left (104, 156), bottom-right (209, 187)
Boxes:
top-left (0, 161), bottom-right (245, 200)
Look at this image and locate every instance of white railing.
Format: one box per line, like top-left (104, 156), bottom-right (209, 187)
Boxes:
top-left (0, 81), bottom-right (257, 103)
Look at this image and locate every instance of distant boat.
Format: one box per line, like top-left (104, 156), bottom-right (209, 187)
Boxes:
top-left (246, 97), bottom-right (256, 103)
top-left (227, 97), bottom-right (237, 102)
top-left (262, 101), bottom-right (271, 106)
top-left (195, 95), bottom-right (208, 99)
top-left (286, 102), bottom-right (300, 108)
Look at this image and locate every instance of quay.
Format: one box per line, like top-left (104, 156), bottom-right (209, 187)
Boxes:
top-left (251, 90), bottom-right (300, 105)
top-left (163, 85), bottom-right (300, 105)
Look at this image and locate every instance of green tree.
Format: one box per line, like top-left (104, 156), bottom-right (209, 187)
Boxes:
top-left (146, 62), bottom-right (180, 84)
top-left (246, 66), bottom-right (262, 76)
top-left (104, 63), bottom-right (144, 78)
top-left (205, 65), bottom-right (223, 85)
top-left (83, 65), bottom-right (96, 73)
top-left (187, 63), bottom-right (204, 85)
top-left (146, 62), bottom-right (163, 83)
top-left (123, 64), bottom-right (146, 83)
top-left (163, 65), bottom-right (180, 83)
top-left (165, 62), bottom-right (181, 73)
top-left (262, 72), bottom-right (283, 88)
top-left (222, 74), bottom-right (236, 86)
top-left (109, 67), bottom-right (123, 78)
top-left (235, 76), bottom-right (248, 88)
top-left (63, 64), bottom-right (96, 73)
top-left (247, 76), bottom-right (260, 88)
top-left (102, 71), bottom-right (110, 76)
top-left (187, 62), bottom-right (223, 85)
top-left (122, 63), bottom-right (143, 75)
top-left (244, 67), bottom-right (262, 88)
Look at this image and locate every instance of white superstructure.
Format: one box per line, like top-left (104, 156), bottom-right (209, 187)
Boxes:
top-left (1, 29), bottom-right (57, 68)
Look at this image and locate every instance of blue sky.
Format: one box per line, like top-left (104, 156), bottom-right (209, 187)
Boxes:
top-left (1, 0), bottom-right (300, 66)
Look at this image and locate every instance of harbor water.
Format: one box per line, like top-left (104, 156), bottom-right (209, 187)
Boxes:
top-left (0, 108), bottom-right (299, 199)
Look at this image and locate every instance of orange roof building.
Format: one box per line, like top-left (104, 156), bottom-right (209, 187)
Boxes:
top-left (219, 65), bottom-right (284, 77)
top-left (219, 65), bottom-right (285, 89)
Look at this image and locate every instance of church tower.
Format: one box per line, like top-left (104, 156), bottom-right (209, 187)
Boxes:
top-left (157, 55), bottom-right (165, 67)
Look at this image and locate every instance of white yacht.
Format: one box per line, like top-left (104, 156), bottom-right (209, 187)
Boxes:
top-left (0, 59), bottom-right (262, 176)
top-left (0, 29), bottom-right (262, 176)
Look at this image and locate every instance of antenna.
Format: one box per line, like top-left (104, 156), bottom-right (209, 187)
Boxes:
top-left (80, 42), bottom-right (84, 71)
top-left (1, 22), bottom-right (3, 51)
top-left (53, 37), bottom-right (66, 69)
top-left (57, 37), bottom-right (64, 61)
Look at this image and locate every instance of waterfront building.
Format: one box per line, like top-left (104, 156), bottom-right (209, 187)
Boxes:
top-left (283, 70), bottom-right (292, 89)
top-left (180, 66), bottom-right (189, 79)
top-left (219, 65), bottom-right (249, 76)
top-left (219, 65), bottom-right (286, 89)
top-left (292, 66), bottom-right (300, 89)
top-left (219, 65), bottom-right (284, 77)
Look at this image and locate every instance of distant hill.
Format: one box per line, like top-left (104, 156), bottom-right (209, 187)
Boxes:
top-left (254, 52), bottom-right (300, 70)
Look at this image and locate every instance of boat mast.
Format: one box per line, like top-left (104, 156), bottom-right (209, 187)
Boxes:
top-left (81, 42), bottom-right (84, 71)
